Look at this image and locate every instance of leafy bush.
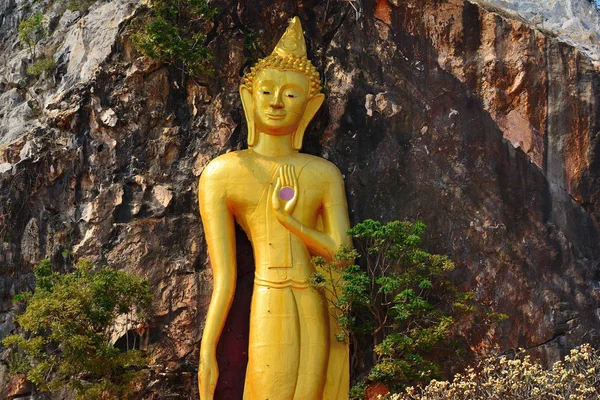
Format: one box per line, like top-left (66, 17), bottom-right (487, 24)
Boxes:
top-left (392, 344), bottom-right (600, 399)
top-left (2, 259), bottom-right (152, 400)
top-left (26, 55), bottom-right (57, 78)
top-left (131, 0), bottom-right (217, 77)
top-left (313, 220), bottom-right (505, 396)
top-left (18, 13), bottom-right (47, 58)
top-left (66, 0), bottom-right (95, 14)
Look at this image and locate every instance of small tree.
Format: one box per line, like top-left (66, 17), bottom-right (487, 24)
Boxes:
top-left (312, 220), bottom-right (505, 398)
top-left (18, 13), bottom-right (47, 59)
top-left (3, 259), bottom-right (152, 400)
top-left (132, 0), bottom-right (217, 78)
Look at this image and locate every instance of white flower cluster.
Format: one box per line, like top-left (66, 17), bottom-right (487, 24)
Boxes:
top-left (387, 344), bottom-right (600, 400)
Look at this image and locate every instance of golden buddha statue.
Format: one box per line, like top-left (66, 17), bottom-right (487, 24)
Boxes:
top-left (198, 17), bottom-right (351, 400)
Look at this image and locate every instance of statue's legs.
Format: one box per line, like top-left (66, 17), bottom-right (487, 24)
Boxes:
top-left (244, 285), bottom-right (329, 399)
top-left (244, 286), bottom-right (299, 399)
top-left (292, 286), bottom-right (329, 399)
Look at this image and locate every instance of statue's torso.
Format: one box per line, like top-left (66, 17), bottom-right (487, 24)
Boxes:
top-left (207, 149), bottom-right (338, 283)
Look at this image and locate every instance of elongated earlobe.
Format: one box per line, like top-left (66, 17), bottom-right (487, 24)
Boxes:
top-left (293, 93), bottom-right (325, 150)
top-left (240, 85), bottom-right (256, 147)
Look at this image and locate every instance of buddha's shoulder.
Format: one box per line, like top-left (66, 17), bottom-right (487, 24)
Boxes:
top-left (200, 150), bottom-right (250, 179)
top-left (297, 153), bottom-right (343, 179)
top-left (208, 149), bottom-right (253, 163)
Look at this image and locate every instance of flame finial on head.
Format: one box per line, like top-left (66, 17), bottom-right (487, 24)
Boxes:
top-left (272, 17), bottom-right (307, 58)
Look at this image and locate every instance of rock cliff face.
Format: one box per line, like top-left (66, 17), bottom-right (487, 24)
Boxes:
top-left (0, 0), bottom-right (599, 398)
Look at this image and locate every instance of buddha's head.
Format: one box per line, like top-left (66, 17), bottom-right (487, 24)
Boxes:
top-left (240, 17), bottom-right (325, 151)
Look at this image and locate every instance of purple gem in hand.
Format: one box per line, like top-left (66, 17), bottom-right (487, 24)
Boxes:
top-left (280, 186), bottom-right (295, 201)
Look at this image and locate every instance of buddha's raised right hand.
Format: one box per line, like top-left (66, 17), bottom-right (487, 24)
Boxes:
top-left (199, 352), bottom-right (218, 399)
top-left (272, 164), bottom-right (299, 218)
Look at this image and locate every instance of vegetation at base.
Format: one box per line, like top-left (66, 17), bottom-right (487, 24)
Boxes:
top-left (348, 381), bottom-right (369, 399)
top-left (3, 258), bottom-right (152, 400)
top-left (26, 55), bottom-right (57, 78)
top-left (18, 13), bottom-right (47, 59)
top-left (131, 0), bottom-right (218, 78)
top-left (312, 220), bottom-right (507, 398)
top-left (391, 344), bottom-right (600, 399)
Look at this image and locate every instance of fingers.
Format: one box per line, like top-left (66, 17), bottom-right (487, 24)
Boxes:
top-left (279, 165), bottom-right (296, 188)
top-left (284, 165), bottom-right (298, 215)
top-left (290, 165), bottom-right (298, 191)
top-left (272, 176), bottom-right (281, 211)
top-left (286, 165), bottom-right (293, 188)
top-left (277, 165), bottom-right (296, 188)
top-left (280, 165), bottom-right (286, 187)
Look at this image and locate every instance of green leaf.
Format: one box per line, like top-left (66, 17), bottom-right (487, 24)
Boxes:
top-left (418, 279), bottom-right (432, 289)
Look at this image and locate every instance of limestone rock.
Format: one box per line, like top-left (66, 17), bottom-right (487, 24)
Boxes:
top-left (0, 89), bottom-right (38, 145)
top-left (476, 0), bottom-right (600, 63)
top-left (0, 164), bottom-right (12, 174)
top-left (51, 0), bottom-right (139, 100)
top-left (100, 108), bottom-right (118, 127)
top-left (20, 218), bottom-right (39, 265)
top-left (148, 185), bottom-right (173, 217)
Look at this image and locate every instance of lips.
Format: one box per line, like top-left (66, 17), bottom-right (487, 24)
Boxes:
top-left (266, 113), bottom-right (286, 120)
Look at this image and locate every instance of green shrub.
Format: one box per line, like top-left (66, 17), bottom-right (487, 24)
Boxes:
top-left (26, 55), bottom-right (57, 78)
top-left (3, 259), bottom-right (152, 400)
top-left (66, 0), bottom-right (95, 14)
top-left (313, 220), bottom-right (504, 395)
top-left (243, 32), bottom-right (261, 64)
top-left (393, 344), bottom-right (600, 399)
top-left (131, 0), bottom-right (217, 77)
top-left (349, 380), bottom-right (369, 400)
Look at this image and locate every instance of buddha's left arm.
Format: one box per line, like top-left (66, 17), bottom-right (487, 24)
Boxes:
top-left (275, 167), bottom-right (351, 261)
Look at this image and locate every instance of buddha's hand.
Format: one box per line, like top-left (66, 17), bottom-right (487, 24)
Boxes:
top-left (199, 352), bottom-right (218, 399)
top-left (272, 164), bottom-right (298, 217)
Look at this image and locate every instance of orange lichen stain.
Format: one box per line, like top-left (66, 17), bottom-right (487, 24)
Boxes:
top-left (5, 375), bottom-right (28, 398)
top-left (367, 382), bottom-right (390, 399)
top-left (565, 123), bottom-right (589, 195)
top-left (375, 0), bottom-right (392, 25)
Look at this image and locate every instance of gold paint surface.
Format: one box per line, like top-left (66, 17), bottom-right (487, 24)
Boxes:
top-left (198, 17), bottom-right (351, 399)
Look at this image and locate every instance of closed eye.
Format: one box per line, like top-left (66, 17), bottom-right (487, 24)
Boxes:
top-left (284, 89), bottom-right (302, 98)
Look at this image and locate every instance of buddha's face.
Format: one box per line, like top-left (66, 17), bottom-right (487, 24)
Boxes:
top-left (252, 68), bottom-right (311, 136)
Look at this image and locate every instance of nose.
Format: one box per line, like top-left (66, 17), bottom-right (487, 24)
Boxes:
top-left (269, 89), bottom-right (284, 109)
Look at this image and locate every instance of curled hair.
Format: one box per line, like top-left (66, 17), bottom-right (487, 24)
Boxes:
top-left (243, 54), bottom-right (322, 98)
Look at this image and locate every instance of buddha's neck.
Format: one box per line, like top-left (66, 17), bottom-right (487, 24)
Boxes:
top-left (251, 132), bottom-right (296, 158)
